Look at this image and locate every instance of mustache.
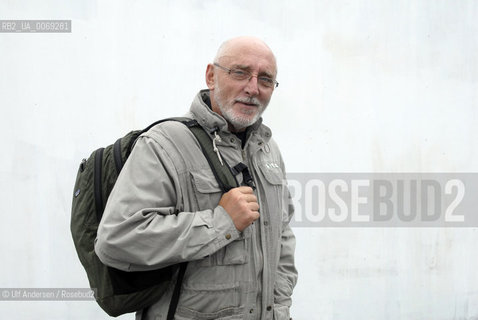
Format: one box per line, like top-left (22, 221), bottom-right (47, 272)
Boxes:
top-left (234, 97), bottom-right (262, 108)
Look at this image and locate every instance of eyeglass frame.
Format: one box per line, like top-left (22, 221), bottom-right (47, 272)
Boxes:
top-left (213, 62), bottom-right (279, 89)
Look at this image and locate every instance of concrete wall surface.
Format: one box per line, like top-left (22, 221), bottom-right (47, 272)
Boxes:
top-left (1, 1), bottom-right (477, 319)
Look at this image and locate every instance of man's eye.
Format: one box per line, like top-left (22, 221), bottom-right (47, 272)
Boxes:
top-left (231, 70), bottom-right (248, 78)
top-left (259, 77), bottom-right (274, 85)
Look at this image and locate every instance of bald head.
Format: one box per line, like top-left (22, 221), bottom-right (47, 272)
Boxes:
top-left (214, 36), bottom-right (277, 75)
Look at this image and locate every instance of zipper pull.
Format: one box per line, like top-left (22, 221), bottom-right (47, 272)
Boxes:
top-left (213, 131), bottom-right (224, 166)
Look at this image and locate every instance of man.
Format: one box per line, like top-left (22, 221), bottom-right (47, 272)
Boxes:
top-left (95, 36), bottom-right (297, 320)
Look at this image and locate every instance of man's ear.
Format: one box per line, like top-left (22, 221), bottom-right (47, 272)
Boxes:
top-left (205, 64), bottom-right (215, 90)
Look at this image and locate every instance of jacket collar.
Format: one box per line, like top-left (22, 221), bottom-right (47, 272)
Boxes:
top-left (186, 89), bottom-right (272, 143)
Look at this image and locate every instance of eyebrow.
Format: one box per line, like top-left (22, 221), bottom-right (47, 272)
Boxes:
top-left (232, 64), bottom-right (274, 79)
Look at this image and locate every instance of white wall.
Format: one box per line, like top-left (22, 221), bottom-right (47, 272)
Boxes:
top-left (1, 1), bottom-right (477, 319)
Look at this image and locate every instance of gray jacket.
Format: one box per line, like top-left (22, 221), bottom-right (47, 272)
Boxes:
top-left (95, 90), bottom-right (297, 320)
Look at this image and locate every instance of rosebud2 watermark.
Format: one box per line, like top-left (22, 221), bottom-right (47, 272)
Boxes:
top-left (286, 173), bottom-right (477, 227)
top-left (0, 288), bottom-right (96, 301)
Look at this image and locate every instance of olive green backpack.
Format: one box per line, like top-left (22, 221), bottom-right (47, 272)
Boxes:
top-left (70, 118), bottom-right (238, 318)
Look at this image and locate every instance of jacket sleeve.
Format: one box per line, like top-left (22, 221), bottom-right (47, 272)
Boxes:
top-left (94, 134), bottom-right (240, 272)
top-left (273, 173), bottom-right (298, 319)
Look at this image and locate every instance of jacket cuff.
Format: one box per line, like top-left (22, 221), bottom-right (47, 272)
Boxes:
top-left (212, 205), bottom-right (241, 248)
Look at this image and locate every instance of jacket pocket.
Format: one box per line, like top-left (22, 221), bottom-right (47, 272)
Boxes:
top-left (190, 169), bottom-right (222, 211)
top-left (257, 162), bottom-right (285, 205)
top-left (199, 228), bottom-right (251, 267)
top-left (256, 162), bottom-right (288, 231)
top-left (223, 228), bottom-right (251, 265)
top-left (258, 162), bottom-right (284, 186)
top-left (176, 306), bottom-right (244, 320)
top-left (178, 279), bottom-right (244, 317)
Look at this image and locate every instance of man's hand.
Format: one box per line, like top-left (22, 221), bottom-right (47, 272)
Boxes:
top-left (218, 186), bottom-right (259, 232)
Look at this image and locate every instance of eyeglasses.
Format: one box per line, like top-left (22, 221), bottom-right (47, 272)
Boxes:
top-left (213, 63), bottom-right (279, 89)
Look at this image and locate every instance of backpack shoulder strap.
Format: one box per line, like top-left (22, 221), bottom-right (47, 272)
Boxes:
top-left (140, 117), bottom-right (238, 320)
top-left (137, 117), bottom-right (239, 192)
top-left (183, 121), bottom-right (238, 192)
top-left (126, 117), bottom-right (193, 155)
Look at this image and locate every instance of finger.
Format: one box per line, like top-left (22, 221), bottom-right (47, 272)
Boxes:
top-left (248, 202), bottom-right (259, 212)
top-left (250, 211), bottom-right (260, 221)
top-left (237, 186), bottom-right (254, 194)
top-left (244, 194), bottom-right (258, 203)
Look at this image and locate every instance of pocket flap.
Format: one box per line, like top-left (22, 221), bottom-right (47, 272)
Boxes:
top-left (257, 163), bottom-right (283, 185)
top-left (190, 170), bottom-right (222, 193)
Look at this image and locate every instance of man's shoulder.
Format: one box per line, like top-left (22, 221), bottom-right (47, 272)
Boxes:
top-left (134, 118), bottom-right (202, 157)
top-left (142, 118), bottom-right (195, 140)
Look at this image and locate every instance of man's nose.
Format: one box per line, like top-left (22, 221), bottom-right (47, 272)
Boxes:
top-left (244, 76), bottom-right (259, 96)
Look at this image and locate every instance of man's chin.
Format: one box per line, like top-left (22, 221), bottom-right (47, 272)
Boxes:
top-left (228, 115), bottom-right (259, 130)
top-left (219, 104), bottom-right (262, 130)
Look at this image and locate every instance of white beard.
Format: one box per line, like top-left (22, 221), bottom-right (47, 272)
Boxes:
top-left (214, 86), bottom-right (267, 131)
